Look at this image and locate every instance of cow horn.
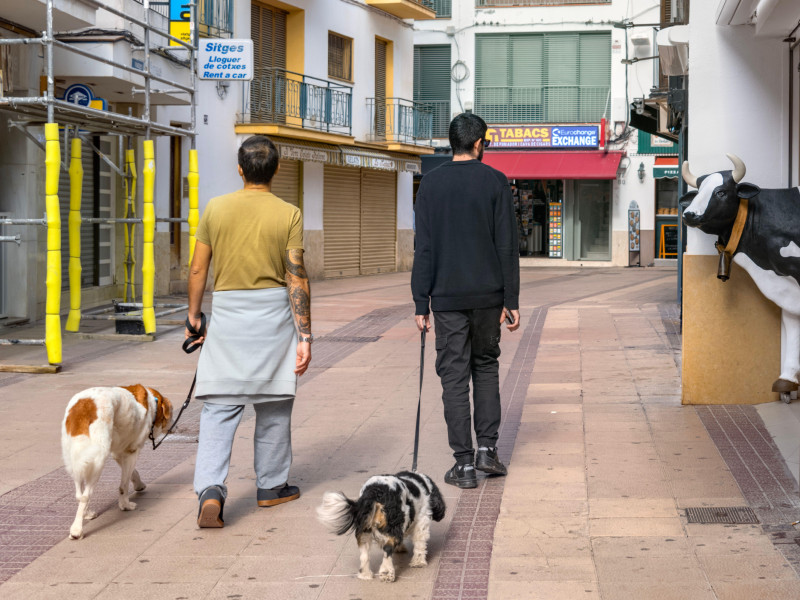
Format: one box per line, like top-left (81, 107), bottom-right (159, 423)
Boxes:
top-left (681, 161), bottom-right (698, 189)
top-left (727, 153), bottom-right (746, 183)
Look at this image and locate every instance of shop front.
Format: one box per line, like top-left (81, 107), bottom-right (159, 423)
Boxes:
top-left (653, 156), bottom-right (680, 262)
top-left (482, 125), bottom-right (623, 260)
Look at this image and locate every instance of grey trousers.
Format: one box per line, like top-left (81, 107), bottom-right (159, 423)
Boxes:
top-left (193, 398), bottom-right (294, 498)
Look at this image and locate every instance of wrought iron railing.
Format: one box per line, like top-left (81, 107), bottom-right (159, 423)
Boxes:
top-left (477, 0), bottom-right (609, 6)
top-left (367, 98), bottom-right (433, 145)
top-left (199, 0), bottom-right (233, 38)
top-left (244, 68), bottom-right (352, 135)
top-left (475, 85), bottom-right (610, 124)
top-left (419, 99), bottom-right (451, 138)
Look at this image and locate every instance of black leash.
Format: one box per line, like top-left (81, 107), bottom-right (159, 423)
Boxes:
top-left (412, 327), bottom-right (425, 472)
top-left (150, 313), bottom-right (205, 450)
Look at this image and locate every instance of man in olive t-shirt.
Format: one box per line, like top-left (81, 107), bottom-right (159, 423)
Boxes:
top-left (186, 136), bottom-right (312, 528)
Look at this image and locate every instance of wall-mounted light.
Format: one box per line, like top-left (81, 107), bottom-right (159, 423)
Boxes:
top-left (637, 162), bottom-right (646, 182)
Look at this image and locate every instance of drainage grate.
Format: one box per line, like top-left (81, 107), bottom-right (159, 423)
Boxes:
top-left (321, 336), bottom-right (380, 343)
top-left (685, 506), bottom-right (759, 524)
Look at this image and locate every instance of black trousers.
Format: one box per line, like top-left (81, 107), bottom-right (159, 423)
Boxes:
top-left (433, 306), bottom-right (503, 465)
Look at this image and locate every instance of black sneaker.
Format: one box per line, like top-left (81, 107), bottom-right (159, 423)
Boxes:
top-left (476, 447), bottom-right (507, 476)
top-left (444, 463), bottom-right (478, 489)
top-left (257, 483), bottom-right (301, 507)
top-left (197, 485), bottom-right (224, 528)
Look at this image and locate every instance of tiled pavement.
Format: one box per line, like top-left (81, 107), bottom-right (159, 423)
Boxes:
top-left (0, 268), bottom-right (799, 599)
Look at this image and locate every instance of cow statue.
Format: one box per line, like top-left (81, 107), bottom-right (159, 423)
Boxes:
top-left (681, 154), bottom-right (800, 403)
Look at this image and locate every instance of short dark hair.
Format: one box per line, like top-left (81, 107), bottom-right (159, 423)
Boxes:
top-left (449, 113), bottom-right (488, 155)
top-left (238, 135), bottom-right (280, 185)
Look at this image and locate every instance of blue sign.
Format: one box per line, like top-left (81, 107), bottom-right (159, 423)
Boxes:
top-left (551, 126), bottom-right (599, 148)
top-left (63, 84), bottom-right (93, 107)
top-left (169, 0), bottom-right (191, 21)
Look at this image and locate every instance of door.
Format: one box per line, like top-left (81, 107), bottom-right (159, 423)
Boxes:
top-left (272, 159), bottom-right (301, 209)
top-left (323, 165), bottom-right (361, 277)
top-left (574, 180), bottom-right (611, 260)
top-left (251, 2), bottom-right (287, 122)
top-left (360, 169), bottom-right (396, 274)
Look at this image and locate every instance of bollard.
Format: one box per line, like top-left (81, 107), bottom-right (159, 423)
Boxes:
top-left (141, 141), bottom-right (156, 334)
top-left (187, 149), bottom-right (199, 266)
top-left (44, 123), bottom-right (62, 364)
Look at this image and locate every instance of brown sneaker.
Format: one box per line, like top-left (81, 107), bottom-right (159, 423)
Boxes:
top-left (257, 483), bottom-right (300, 507)
top-left (197, 486), bottom-right (224, 528)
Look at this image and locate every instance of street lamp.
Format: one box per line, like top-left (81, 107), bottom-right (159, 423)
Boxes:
top-left (638, 162), bottom-right (646, 182)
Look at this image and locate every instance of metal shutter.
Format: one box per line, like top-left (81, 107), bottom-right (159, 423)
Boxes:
top-left (413, 45), bottom-right (451, 137)
top-left (323, 165), bottom-right (361, 278)
top-left (578, 33), bottom-right (611, 122)
top-left (511, 35), bottom-right (543, 121)
top-left (375, 39), bottom-right (387, 138)
top-left (545, 34), bottom-right (579, 123)
top-left (359, 169), bottom-right (396, 275)
top-left (272, 159), bottom-right (301, 208)
top-left (475, 35), bottom-right (510, 122)
top-left (59, 138), bottom-right (96, 289)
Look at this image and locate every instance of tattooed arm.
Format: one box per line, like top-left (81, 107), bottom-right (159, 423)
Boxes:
top-left (285, 248), bottom-right (311, 375)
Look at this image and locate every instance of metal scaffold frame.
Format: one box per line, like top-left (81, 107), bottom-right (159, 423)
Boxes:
top-left (0, 0), bottom-right (201, 372)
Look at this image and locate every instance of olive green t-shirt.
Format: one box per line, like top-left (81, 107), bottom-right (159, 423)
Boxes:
top-left (195, 189), bottom-right (303, 291)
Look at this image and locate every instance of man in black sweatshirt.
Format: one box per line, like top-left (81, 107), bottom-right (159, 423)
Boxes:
top-left (412, 113), bottom-right (521, 489)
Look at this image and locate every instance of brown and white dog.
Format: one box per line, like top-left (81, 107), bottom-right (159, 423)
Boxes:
top-left (61, 384), bottom-right (172, 539)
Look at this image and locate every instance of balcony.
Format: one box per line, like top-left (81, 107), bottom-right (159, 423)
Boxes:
top-left (368, 98), bottom-right (433, 148)
top-left (242, 68), bottom-right (352, 140)
top-left (476, 0), bottom-right (610, 6)
top-left (364, 0), bottom-right (436, 20)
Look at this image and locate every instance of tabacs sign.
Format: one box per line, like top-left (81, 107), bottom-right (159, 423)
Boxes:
top-left (486, 125), bottom-right (599, 149)
top-left (198, 40), bottom-right (254, 80)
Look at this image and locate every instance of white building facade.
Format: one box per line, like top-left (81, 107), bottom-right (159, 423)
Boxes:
top-left (414, 0), bottom-right (672, 266)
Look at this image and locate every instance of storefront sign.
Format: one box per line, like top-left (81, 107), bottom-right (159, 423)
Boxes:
top-left (345, 154), bottom-right (362, 167)
top-left (60, 84), bottom-right (106, 111)
top-left (404, 161), bottom-right (421, 174)
top-left (486, 125), bottom-right (599, 149)
top-left (198, 40), bottom-right (253, 80)
top-left (279, 145), bottom-right (328, 163)
top-left (169, 1), bottom-right (191, 47)
top-left (370, 158), bottom-right (396, 171)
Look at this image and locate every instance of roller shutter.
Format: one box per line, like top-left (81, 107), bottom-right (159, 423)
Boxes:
top-left (272, 159), bottom-right (301, 208)
top-left (251, 2), bottom-right (287, 123)
top-left (375, 39), bottom-right (387, 138)
top-left (359, 169), bottom-right (396, 274)
top-left (323, 165), bottom-right (361, 277)
top-left (59, 138), bottom-right (96, 289)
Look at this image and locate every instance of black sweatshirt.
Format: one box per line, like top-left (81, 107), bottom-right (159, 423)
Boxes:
top-left (411, 159), bottom-right (520, 315)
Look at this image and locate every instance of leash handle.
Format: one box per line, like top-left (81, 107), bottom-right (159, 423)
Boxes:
top-left (412, 327), bottom-right (425, 472)
top-left (182, 312), bottom-right (206, 354)
top-left (151, 371), bottom-right (196, 450)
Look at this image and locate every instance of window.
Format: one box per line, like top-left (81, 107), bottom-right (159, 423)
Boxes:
top-left (328, 32), bottom-right (353, 82)
top-left (430, 0), bottom-right (451, 18)
top-left (414, 45), bottom-right (451, 138)
top-left (475, 32), bottom-right (610, 124)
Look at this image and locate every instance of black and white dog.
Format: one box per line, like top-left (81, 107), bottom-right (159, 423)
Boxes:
top-left (316, 471), bottom-right (446, 582)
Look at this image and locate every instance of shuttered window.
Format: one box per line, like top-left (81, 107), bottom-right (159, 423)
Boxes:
top-left (328, 32), bottom-right (353, 82)
top-left (375, 39), bottom-right (387, 138)
top-left (413, 45), bottom-right (451, 138)
top-left (475, 32), bottom-right (610, 123)
top-left (430, 0), bottom-right (451, 18)
top-left (250, 2), bottom-right (287, 122)
top-left (323, 166), bottom-right (361, 278)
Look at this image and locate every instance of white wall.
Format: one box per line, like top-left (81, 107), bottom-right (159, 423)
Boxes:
top-left (686, 0), bottom-right (791, 255)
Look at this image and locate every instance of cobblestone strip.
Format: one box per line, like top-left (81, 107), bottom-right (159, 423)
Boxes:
top-left (697, 405), bottom-right (800, 570)
top-left (0, 303), bottom-right (412, 584)
top-left (431, 307), bottom-right (548, 600)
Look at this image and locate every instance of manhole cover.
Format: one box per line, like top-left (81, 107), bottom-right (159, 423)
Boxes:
top-left (320, 336), bottom-right (380, 343)
top-left (685, 507), bottom-right (759, 524)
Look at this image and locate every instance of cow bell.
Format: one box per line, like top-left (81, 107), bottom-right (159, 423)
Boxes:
top-left (717, 251), bottom-right (731, 282)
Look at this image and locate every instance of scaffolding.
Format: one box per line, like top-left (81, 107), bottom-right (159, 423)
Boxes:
top-left (0, 0), bottom-right (199, 372)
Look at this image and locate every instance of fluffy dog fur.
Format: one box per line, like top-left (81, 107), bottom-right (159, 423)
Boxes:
top-left (61, 384), bottom-right (172, 539)
top-left (316, 471), bottom-right (446, 582)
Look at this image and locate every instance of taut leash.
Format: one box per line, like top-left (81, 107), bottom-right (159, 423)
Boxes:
top-left (412, 327), bottom-right (425, 472)
top-left (150, 313), bottom-right (206, 450)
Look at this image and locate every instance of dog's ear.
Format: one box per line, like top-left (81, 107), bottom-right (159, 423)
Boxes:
top-left (428, 481), bottom-right (446, 522)
top-left (149, 388), bottom-right (171, 429)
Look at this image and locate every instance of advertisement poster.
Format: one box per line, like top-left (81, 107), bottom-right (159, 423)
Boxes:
top-left (486, 125), bottom-right (599, 149)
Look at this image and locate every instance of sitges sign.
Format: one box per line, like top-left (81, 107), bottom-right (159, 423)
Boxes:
top-left (486, 125), bottom-right (599, 149)
top-left (198, 40), bottom-right (254, 80)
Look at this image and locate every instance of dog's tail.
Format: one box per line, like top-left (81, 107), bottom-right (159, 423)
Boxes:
top-left (316, 491), bottom-right (358, 536)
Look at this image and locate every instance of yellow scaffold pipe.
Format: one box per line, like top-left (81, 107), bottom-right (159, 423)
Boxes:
top-left (66, 138), bottom-right (83, 332)
top-left (123, 147), bottom-right (137, 303)
top-left (141, 140), bottom-right (156, 334)
top-left (187, 149), bottom-right (199, 265)
top-left (44, 123), bottom-right (62, 364)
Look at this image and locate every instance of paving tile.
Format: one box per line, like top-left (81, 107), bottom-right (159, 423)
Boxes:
top-left (697, 553), bottom-right (797, 581)
top-left (710, 580), bottom-right (800, 600)
top-left (588, 498), bottom-right (676, 518)
top-left (8, 554), bottom-right (137, 585)
top-left (591, 536), bottom-right (691, 558)
top-left (594, 554), bottom-right (705, 583)
top-left (598, 581), bottom-right (716, 600)
top-left (589, 517), bottom-right (684, 537)
top-left (489, 580), bottom-right (600, 600)
top-left (0, 582), bottom-right (107, 600)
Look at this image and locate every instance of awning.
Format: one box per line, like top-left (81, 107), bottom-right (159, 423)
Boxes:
top-left (482, 151), bottom-right (624, 180)
top-left (653, 156), bottom-right (679, 179)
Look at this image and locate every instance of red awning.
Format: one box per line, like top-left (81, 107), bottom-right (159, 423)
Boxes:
top-left (482, 150), bottom-right (624, 180)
